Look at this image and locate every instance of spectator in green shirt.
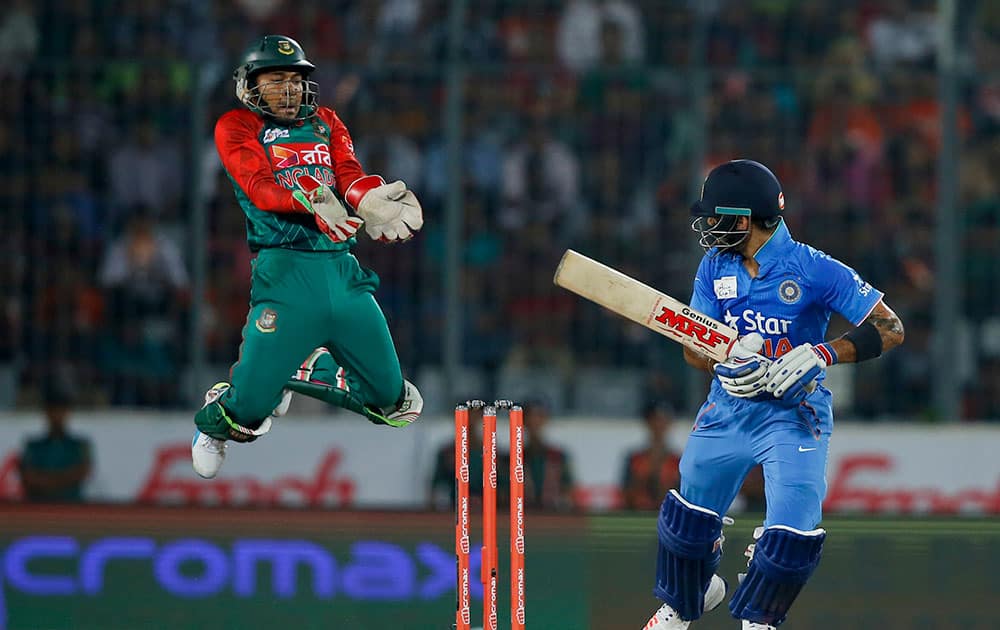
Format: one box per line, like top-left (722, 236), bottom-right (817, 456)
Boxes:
top-left (19, 376), bottom-right (92, 502)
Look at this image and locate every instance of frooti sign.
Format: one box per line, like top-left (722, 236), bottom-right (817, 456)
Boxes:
top-left (0, 415), bottom-right (419, 509)
top-left (136, 445), bottom-right (356, 506)
top-left (824, 453), bottom-right (1000, 513)
top-left (0, 414), bottom-right (997, 514)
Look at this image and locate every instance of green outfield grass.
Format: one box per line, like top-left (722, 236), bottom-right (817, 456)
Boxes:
top-left (590, 514), bottom-right (1000, 630)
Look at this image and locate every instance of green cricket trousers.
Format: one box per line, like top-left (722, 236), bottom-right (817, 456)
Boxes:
top-left (220, 247), bottom-right (403, 425)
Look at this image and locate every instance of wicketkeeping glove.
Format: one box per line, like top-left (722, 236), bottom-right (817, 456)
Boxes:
top-left (292, 174), bottom-right (364, 242)
top-left (763, 343), bottom-right (827, 402)
top-left (714, 333), bottom-right (772, 398)
top-left (354, 180), bottom-right (424, 243)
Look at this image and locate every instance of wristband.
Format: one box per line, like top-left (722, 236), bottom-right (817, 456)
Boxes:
top-left (812, 343), bottom-right (838, 366)
top-left (842, 322), bottom-right (883, 362)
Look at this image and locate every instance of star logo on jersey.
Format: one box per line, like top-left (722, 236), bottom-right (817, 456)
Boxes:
top-left (729, 308), bottom-right (792, 335)
top-left (271, 145), bottom-right (300, 168)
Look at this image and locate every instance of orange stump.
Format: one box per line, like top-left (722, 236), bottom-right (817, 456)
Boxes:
top-left (455, 405), bottom-right (471, 630)
top-left (508, 405), bottom-right (526, 630)
top-left (482, 404), bottom-right (498, 630)
top-left (455, 400), bottom-right (526, 629)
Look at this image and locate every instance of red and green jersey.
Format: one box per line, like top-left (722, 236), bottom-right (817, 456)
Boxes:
top-left (214, 107), bottom-right (370, 252)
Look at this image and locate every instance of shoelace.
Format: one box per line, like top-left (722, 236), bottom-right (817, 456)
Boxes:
top-left (658, 604), bottom-right (679, 621)
top-left (199, 434), bottom-right (225, 453)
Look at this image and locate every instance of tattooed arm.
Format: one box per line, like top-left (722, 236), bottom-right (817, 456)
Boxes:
top-left (828, 300), bottom-right (905, 363)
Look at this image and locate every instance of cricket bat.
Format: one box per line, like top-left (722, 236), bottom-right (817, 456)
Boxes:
top-left (553, 249), bottom-right (739, 362)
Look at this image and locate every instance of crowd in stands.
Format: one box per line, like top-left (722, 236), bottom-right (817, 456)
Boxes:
top-left (4, 0), bottom-right (998, 419)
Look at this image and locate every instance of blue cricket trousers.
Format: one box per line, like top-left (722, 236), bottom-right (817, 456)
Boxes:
top-left (679, 384), bottom-right (833, 529)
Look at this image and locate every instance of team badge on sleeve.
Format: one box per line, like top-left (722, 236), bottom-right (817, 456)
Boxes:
top-left (778, 279), bottom-right (802, 304)
top-left (256, 308), bottom-right (278, 333)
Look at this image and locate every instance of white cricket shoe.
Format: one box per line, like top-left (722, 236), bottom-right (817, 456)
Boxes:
top-left (642, 574), bottom-right (727, 629)
top-left (192, 382), bottom-right (231, 479)
top-left (643, 603), bottom-right (689, 630)
top-left (742, 622), bottom-right (776, 630)
top-left (192, 431), bottom-right (227, 479)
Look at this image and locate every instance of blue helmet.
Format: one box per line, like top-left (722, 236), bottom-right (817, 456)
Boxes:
top-left (690, 159), bottom-right (784, 253)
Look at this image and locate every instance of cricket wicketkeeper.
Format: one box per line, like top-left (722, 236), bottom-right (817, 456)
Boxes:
top-left (192, 35), bottom-right (424, 479)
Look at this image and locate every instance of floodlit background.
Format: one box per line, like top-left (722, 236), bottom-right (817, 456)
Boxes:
top-left (1, 1), bottom-right (998, 629)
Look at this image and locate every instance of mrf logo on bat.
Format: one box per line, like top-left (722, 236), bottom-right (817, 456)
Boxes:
top-left (652, 303), bottom-right (734, 354)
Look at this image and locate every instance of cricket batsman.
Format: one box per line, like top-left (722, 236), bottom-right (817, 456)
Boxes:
top-left (644, 160), bottom-right (904, 629)
top-left (192, 35), bottom-right (424, 479)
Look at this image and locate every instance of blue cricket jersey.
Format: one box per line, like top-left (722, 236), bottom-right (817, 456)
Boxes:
top-left (690, 220), bottom-right (883, 390)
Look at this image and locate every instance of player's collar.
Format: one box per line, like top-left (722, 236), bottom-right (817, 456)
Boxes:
top-left (750, 220), bottom-right (792, 277)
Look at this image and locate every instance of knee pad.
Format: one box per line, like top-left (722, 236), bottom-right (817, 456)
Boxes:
top-left (728, 524), bottom-right (825, 626)
top-left (653, 490), bottom-right (724, 621)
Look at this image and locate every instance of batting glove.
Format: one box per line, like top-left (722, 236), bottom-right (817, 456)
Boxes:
top-left (763, 343), bottom-right (830, 402)
top-left (714, 333), bottom-right (772, 398)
